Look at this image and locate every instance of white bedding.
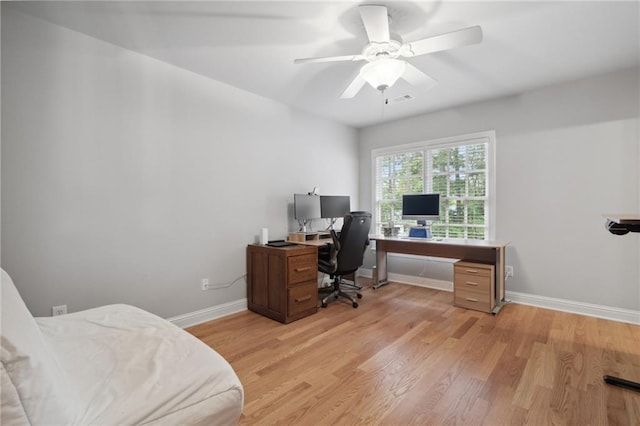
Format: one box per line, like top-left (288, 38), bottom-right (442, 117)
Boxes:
top-left (34, 304), bottom-right (243, 425)
top-left (3, 268), bottom-right (243, 425)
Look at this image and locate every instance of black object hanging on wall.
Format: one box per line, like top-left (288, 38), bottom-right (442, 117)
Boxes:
top-left (605, 219), bottom-right (640, 235)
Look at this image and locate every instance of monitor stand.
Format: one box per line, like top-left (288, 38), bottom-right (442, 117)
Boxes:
top-left (298, 219), bottom-right (311, 232)
top-left (325, 218), bottom-right (338, 231)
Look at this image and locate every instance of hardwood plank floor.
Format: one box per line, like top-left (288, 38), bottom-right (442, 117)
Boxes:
top-left (187, 281), bottom-right (640, 425)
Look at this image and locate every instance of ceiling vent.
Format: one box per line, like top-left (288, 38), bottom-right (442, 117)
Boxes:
top-left (388, 94), bottom-right (414, 105)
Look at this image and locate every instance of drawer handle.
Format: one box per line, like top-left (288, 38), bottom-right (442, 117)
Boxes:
top-left (465, 297), bottom-right (478, 302)
top-left (465, 269), bottom-right (479, 273)
top-left (294, 267), bottom-right (312, 272)
top-left (465, 281), bottom-right (478, 286)
top-left (295, 295), bottom-right (312, 303)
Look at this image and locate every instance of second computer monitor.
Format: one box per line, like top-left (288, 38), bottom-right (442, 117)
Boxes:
top-left (320, 195), bottom-right (350, 219)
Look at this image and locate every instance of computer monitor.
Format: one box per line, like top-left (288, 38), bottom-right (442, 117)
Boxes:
top-left (402, 194), bottom-right (440, 238)
top-left (401, 194), bottom-right (440, 221)
top-left (320, 195), bottom-right (350, 219)
top-left (320, 195), bottom-right (350, 230)
top-left (294, 194), bottom-right (321, 231)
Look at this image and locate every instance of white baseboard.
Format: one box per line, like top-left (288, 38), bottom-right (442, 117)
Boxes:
top-left (167, 278), bottom-right (640, 328)
top-left (168, 299), bottom-right (247, 329)
top-left (359, 268), bottom-right (639, 324)
top-left (505, 291), bottom-right (640, 325)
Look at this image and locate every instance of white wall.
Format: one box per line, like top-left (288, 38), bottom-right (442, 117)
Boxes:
top-left (1, 8), bottom-right (358, 318)
top-left (359, 68), bottom-right (639, 311)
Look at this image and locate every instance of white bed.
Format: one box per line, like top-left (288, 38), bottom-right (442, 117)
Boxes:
top-left (1, 269), bottom-right (244, 425)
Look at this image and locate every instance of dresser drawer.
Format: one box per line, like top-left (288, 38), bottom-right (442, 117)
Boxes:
top-left (288, 281), bottom-right (318, 317)
top-left (454, 287), bottom-right (492, 312)
top-left (288, 254), bottom-right (317, 285)
top-left (454, 272), bottom-right (492, 293)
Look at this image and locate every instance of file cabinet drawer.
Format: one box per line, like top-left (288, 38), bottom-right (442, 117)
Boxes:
top-left (288, 281), bottom-right (318, 317)
top-left (454, 287), bottom-right (492, 312)
top-left (454, 262), bottom-right (492, 278)
top-left (454, 272), bottom-right (492, 293)
top-left (288, 254), bottom-right (317, 285)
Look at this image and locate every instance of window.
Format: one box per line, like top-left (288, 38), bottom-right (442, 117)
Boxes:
top-left (372, 131), bottom-right (496, 240)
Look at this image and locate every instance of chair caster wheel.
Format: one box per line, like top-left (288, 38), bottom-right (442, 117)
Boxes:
top-left (352, 302), bottom-right (358, 308)
top-left (321, 302), bottom-right (327, 308)
top-left (356, 293), bottom-right (362, 299)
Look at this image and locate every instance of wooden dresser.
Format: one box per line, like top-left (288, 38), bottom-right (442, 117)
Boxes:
top-left (246, 244), bottom-right (318, 323)
top-left (453, 260), bottom-right (496, 313)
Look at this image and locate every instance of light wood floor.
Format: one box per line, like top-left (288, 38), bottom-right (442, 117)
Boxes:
top-left (187, 280), bottom-right (640, 425)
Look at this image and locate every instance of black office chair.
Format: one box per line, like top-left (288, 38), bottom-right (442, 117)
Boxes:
top-left (318, 211), bottom-right (372, 308)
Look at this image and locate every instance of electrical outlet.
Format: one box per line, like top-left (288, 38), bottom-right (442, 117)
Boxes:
top-left (505, 265), bottom-right (514, 278)
top-left (201, 278), bottom-right (209, 291)
top-left (52, 305), bottom-right (67, 316)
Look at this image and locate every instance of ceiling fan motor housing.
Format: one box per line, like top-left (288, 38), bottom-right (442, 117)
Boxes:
top-left (363, 40), bottom-right (402, 61)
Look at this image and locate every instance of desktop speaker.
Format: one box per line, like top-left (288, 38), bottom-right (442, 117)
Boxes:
top-left (260, 228), bottom-right (269, 245)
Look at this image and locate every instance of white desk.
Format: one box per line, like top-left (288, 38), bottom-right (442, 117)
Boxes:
top-left (370, 236), bottom-right (509, 313)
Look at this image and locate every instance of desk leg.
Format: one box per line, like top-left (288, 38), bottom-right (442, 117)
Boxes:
top-left (492, 246), bottom-right (506, 314)
top-left (497, 247), bottom-right (505, 301)
top-left (373, 246), bottom-right (389, 289)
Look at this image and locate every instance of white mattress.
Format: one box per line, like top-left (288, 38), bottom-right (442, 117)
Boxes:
top-left (35, 304), bottom-right (243, 425)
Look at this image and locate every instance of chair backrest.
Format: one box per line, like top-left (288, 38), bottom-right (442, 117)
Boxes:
top-left (334, 211), bottom-right (371, 275)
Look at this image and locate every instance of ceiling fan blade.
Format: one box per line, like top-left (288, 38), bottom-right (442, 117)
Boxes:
top-left (400, 26), bottom-right (483, 57)
top-left (401, 63), bottom-right (437, 90)
top-left (294, 54), bottom-right (364, 64)
top-left (340, 74), bottom-right (367, 99)
top-left (359, 5), bottom-right (390, 43)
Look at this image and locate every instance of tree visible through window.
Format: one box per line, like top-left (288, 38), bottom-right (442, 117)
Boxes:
top-left (373, 132), bottom-right (495, 240)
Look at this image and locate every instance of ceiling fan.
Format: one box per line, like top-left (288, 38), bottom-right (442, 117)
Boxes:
top-left (294, 4), bottom-right (483, 99)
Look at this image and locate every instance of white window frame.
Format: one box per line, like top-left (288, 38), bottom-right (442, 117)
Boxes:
top-left (371, 130), bottom-right (496, 240)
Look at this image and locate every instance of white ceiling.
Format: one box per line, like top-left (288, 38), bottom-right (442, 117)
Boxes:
top-left (10, 1), bottom-right (640, 128)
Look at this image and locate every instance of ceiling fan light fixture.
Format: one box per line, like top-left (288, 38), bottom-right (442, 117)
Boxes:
top-left (359, 58), bottom-right (406, 92)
